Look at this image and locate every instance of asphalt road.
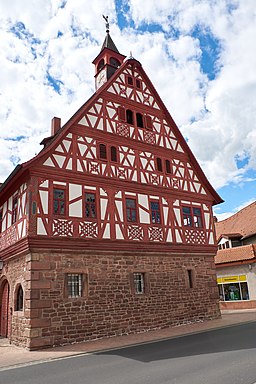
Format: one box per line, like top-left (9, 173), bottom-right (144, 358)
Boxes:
top-left (1, 322), bottom-right (256, 384)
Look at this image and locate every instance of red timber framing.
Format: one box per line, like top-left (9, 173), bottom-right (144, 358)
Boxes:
top-left (0, 29), bottom-right (223, 350)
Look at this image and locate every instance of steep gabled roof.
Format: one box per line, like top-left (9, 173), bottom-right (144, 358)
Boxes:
top-left (101, 32), bottom-right (119, 53)
top-left (215, 201), bottom-right (256, 240)
top-left (0, 57), bottom-right (223, 206)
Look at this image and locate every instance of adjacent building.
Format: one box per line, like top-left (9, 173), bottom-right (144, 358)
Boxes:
top-left (0, 27), bottom-right (222, 349)
top-left (215, 202), bottom-right (256, 310)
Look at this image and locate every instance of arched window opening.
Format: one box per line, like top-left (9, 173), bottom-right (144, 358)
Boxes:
top-left (110, 57), bottom-right (120, 68)
top-left (97, 59), bottom-right (105, 72)
top-left (165, 159), bottom-right (172, 174)
top-left (156, 157), bottom-right (163, 172)
top-left (136, 113), bottom-right (144, 128)
top-left (110, 146), bottom-right (117, 162)
top-left (126, 109), bottom-right (134, 125)
top-left (99, 144), bottom-right (107, 159)
top-left (16, 285), bottom-right (24, 311)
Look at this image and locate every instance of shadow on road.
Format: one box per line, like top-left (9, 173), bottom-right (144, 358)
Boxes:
top-left (96, 322), bottom-right (256, 362)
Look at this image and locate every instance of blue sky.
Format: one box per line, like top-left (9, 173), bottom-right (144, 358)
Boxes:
top-left (0, 0), bottom-right (256, 220)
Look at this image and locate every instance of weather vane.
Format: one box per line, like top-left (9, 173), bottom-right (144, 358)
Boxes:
top-left (102, 15), bottom-right (109, 33)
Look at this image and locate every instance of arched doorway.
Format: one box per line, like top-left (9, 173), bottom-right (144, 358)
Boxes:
top-left (0, 280), bottom-right (10, 337)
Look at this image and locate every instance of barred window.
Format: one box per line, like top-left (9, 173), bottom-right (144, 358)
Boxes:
top-left (133, 272), bottom-right (145, 294)
top-left (67, 274), bottom-right (82, 298)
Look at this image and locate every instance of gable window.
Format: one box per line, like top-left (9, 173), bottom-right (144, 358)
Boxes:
top-left (165, 159), bottom-right (172, 174)
top-left (127, 76), bottom-right (133, 86)
top-left (0, 208), bottom-right (3, 233)
top-left (67, 274), bottom-right (82, 298)
top-left (136, 79), bottom-right (141, 89)
top-left (85, 193), bottom-right (96, 218)
top-left (145, 115), bottom-right (153, 130)
top-left (53, 188), bottom-right (66, 215)
top-left (193, 208), bottom-right (203, 228)
top-left (150, 201), bottom-right (161, 224)
top-left (16, 285), bottom-right (24, 311)
top-left (12, 195), bottom-right (18, 224)
top-left (110, 146), bottom-right (117, 162)
top-left (126, 198), bottom-right (137, 222)
top-left (133, 272), bottom-right (145, 294)
top-left (136, 113), bottom-right (144, 128)
top-left (126, 109), bottom-right (134, 125)
top-left (156, 157), bottom-right (163, 172)
top-left (99, 143), bottom-right (107, 160)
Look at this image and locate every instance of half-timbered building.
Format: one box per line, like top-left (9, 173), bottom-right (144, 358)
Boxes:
top-left (0, 27), bottom-right (222, 349)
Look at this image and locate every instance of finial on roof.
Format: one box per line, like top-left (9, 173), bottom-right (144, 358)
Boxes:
top-left (129, 51), bottom-right (134, 59)
top-left (102, 15), bottom-right (109, 33)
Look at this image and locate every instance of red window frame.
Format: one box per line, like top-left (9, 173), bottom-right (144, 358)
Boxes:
top-left (156, 157), bottom-right (163, 172)
top-left (85, 192), bottom-right (97, 219)
top-left (135, 79), bottom-right (142, 89)
top-left (182, 206), bottom-right (203, 228)
top-left (150, 201), bottom-right (161, 224)
top-left (145, 115), bottom-right (153, 130)
top-left (53, 188), bottom-right (66, 216)
top-left (125, 198), bottom-right (137, 223)
top-left (136, 112), bottom-right (144, 128)
top-left (12, 195), bottom-right (18, 224)
top-left (126, 75), bottom-right (134, 86)
top-left (99, 143), bottom-right (107, 160)
top-left (165, 159), bottom-right (172, 174)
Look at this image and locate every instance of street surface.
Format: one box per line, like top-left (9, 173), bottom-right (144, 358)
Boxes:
top-left (1, 322), bottom-right (256, 384)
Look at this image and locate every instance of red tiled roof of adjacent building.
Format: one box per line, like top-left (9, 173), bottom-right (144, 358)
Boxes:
top-left (215, 201), bottom-right (256, 240)
top-left (215, 244), bottom-right (256, 265)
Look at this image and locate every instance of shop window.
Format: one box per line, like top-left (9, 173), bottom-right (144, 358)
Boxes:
top-left (99, 143), bottom-right (107, 160)
top-left (53, 188), bottom-right (66, 215)
top-left (133, 272), bottom-right (145, 294)
top-left (156, 157), bottom-right (163, 172)
top-left (85, 193), bottom-right (96, 218)
top-left (126, 198), bottom-right (137, 222)
top-left (218, 281), bottom-right (249, 301)
top-left (110, 146), bottom-right (117, 162)
top-left (136, 113), bottom-right (144, 128)
top-left (16, 285), bottom-right (24, 311)
top-left (12, 195), bottom-right (18, 224)
top-left (165, 159), bottom-right (172, 174)
top-left (126, 109), bottom-right (134, 125)
top-left (66, 274), bottom-right (83, 298)
top-left (150, 201), bottom-right (161, 224)
top-left (0, 207), bottom-right (3, 233)
top-left (97, 58), bottom-right (105, 72)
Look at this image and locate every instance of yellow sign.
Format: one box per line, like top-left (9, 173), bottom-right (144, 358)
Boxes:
top-left (217, 275), bottom-right (246, 284)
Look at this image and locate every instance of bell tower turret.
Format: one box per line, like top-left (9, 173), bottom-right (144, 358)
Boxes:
top-left (93, 16), bottom-right (126, 90)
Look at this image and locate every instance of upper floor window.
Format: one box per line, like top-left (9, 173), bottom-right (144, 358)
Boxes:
top-left (165, 159), bottom-right (172, 174)
top-left (85, 193), bottom-right (96, 219)
top-left (126, 198), bottom-right (137, 222)
top-left (182, 206), bottom-right (203, 228)
top-left (126, 109), bottom-right (134, 125)
top-left (99, 143), bottom-right (107, 160)
top-left (156, 157), bottom-right (163, 172)
top-left (136, 79), bottom-right (141, 89)
top-left (53, 188), bottom-right (66, 215)
top-left (12, 195), bottom-right (18, 224)
top-left (150, 201), bottom-right (161, 224)
top-left (110, 146), bottom-right (117, 162)
top-left (127, 76), bottom-right (133, 86)
top-left (136, 113), bottom-right (144, 128)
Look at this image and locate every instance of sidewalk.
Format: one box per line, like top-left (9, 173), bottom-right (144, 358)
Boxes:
top-left (1, 310), bottom-right (256, 370)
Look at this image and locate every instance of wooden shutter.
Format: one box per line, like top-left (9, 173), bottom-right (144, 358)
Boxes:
top-left (145, 115), bottom-right (153, 130)
top-left (118, 106), bottom-right (126, 121)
